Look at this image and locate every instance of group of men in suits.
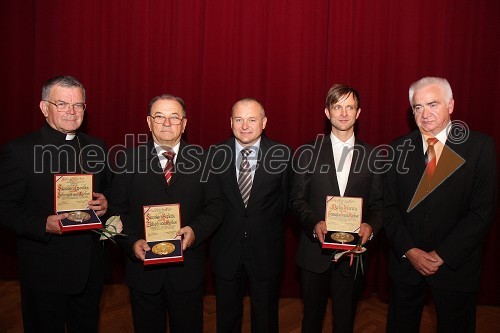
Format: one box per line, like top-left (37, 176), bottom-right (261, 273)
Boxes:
top-left (0, 75), bottom-right (495, 333)
top-left (107, 95), bottom-right (293, 332)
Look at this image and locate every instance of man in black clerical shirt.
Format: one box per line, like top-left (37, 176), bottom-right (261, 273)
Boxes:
top-left (0, 76), bottom-right (110, 332)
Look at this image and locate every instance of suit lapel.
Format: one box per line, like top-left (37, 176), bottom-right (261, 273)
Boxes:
top-left (246, 137), bottom-right (269, 208)
top-left (320, 136), bottom-right (341, 195)
top-left (225, 139), bottom-right (245, 209)
top-left (408, 132), bottom-right (426, 179)
top-left (407, 131), bottom-right (466, 212)
top-left (344, 142), bottom-right (362, 195)
top-left (431, 134), bottom-right (466, 188)
top-left (167, 140), bottom-right (187, 189)
top-left (408, 130), bottom-right (467, 188)
top-left (144, 140), bottom-right (167, 188)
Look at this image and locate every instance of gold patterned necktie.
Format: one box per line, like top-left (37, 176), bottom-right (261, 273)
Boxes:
top-left (425, 137), bottom-right (439, 178)
top-left (238, 149), bottom-right (252, 207)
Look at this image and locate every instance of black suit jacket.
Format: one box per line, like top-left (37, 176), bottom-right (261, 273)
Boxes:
top-left (110, 139), bottom-right (225, 293)
top-left (290, 135), bottom-right (383, 273)
top-left (384, 129), bottom-right (496, 292)
top-left (0, 123), bottom-right (109, 293)
top-left (210, 136), bottom-right (291, 280)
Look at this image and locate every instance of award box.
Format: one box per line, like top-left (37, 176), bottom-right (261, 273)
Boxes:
top-left (322, 196), bottom-right (363, 250)
top-left (54, 174), bottom-right (102, 232)
top-left (143, 203), bottom-right (183, 265)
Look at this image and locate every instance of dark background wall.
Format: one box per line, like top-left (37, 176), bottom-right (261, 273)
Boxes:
top-left (1, 0), bottom-right (499, 304)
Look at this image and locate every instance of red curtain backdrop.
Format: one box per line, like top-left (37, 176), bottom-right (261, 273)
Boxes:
top-left (1, 0), bottom-right (499, 305)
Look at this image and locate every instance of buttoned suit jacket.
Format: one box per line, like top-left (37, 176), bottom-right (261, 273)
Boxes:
top-left (110, 139), bottom-right (225, 293)
top-left (384, 129), bottom-right (496, 292)
top-left (0, 124), bottom-right (109, 294)
top-left (210, 135), bottom-right (291, 281)
top-left (290, 134), bottom-right (383, 273)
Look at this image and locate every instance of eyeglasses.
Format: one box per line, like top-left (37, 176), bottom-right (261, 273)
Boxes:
top-left (150, 115), bottom-right (184, 125)
top-left (44, 100), bottom-right (86, 112)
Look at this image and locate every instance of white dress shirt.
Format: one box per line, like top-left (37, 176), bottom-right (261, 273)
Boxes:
top-left (235, 138), bottom-right (261, 183)
top-left (154, 142), bottom-right (180, 169)
top-left (330, 132), bottom-right (355, 196)
top-left (420, 121), bottom-right (450, 164)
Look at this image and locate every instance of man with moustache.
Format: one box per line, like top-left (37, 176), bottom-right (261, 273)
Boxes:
top-left (210, 98), bottom-right (291, 333)
top-left (384, 77), bottom-right (496, 332)
top-left (290, 84), bottom-right (383, 333)
top-left (0, 75), bottom-right (109, 332)
top-left (110, 94), bottom-right (225, 333)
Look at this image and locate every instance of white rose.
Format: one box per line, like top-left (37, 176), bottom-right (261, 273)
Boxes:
top-left (100, 215), bottom-right (123, 240)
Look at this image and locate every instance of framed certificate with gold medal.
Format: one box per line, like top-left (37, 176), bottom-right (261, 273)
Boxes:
top-left (322, 196), bottom-right (362, 250)
top-left (143, 203), bottom-right (183, 265)
top-left (54, 174), bottom-right (102, 232)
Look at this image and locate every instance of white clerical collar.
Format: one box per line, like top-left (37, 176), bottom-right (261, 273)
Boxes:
top-left (65, 133), bottom-right (76, 140)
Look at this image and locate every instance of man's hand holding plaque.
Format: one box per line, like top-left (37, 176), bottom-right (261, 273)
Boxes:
top-left (142, 204), bottom-right (184, 265)
top-left (322, 196), bottom-right (363, 250)
top-left (54, 174), bottom-right (102, 232)
top-left (176, 226), bottom-right (195, 250)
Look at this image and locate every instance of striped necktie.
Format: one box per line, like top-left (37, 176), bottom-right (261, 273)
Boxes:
top-left (238, 149), bottom-right (252, 207)
top-left (162, 150), bottom-right (175, 185)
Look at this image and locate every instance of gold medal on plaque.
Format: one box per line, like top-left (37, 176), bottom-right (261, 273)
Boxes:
top-left (143, 204), bottom-right (183, 264)
top-left (151, 242), bottom-right (176, 256)
top-left (67, 211), bottom-right (91, 223)
top-left (323, 196), bottom-right (363, 250)
top-left (331, 232), bottom-right (355, 243)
